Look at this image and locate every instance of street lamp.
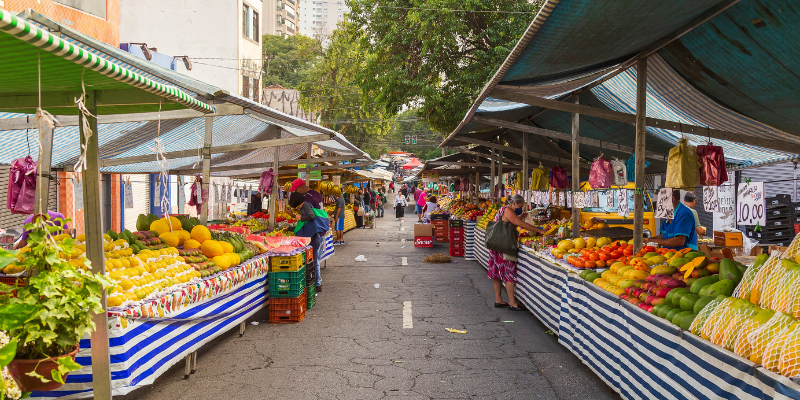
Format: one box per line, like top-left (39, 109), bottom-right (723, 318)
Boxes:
top-left (127, 43), bottom-right (155, 61)
top-left (174, 56), bottom-right (193, 71)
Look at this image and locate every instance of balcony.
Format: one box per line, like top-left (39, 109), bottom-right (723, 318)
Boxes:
top-left (286, 10), bottom-right (295, 20)
top-left (285, 0), bottom-right (295, 5)
top-left (286, 25), bottom-right (295, 33)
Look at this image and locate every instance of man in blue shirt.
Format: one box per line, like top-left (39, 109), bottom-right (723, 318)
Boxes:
top-left (649, 190), bottom-right (698, 251)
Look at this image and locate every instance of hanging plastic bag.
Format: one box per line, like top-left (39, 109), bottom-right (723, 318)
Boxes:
top-left (626, 154), bottom-right (651, 183)
top-left (588, 157), bottom-right (612, 189)
top-left (7, 155), bottom-right (37, 215)
top-left (696, 143), bottom-right (728, 186)
top-left (610, 158), bottom-right (627, 186)
top-left (259, 168), bottom-right (278, 194)
top-left (187, 174), bottom-right (208, 214)
top-left (665, 137), bottom-right (700, 189)
top-left (549, 166), bottom-right (569, 189)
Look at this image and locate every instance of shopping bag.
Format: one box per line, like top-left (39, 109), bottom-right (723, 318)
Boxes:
top-left (626, 154), bottom-right (651, 183)
top-left (485, 220), bottom-right (519, 256)
top-left (697, 144), bottom-right (728, 186)
top-left (588, 157), bottom-right (612, 189)
top-left (259, 168), bottom-right (277, 194)
top-left (549, 166), bottom-right (569, 189)
top-left (610, 158), bottom-right (627, 186)
top-left (665, 137), bottom-right (700, 189)
top-left (7, 155), bottom-right (37, 214)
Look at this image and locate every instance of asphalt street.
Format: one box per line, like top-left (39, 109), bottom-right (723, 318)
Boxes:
top-left (120, 195), bottom-right (620, 400)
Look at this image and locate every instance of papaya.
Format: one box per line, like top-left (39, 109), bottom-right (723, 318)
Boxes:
top-left (680, 294), bottom-right (700, 312)
top-left (665, 308), bottom-right (683, 322)
top-left (586, 273), bottom-right (601, 282)
top-left (705, 279), bottom-right (736, 297)
top-left (665, 287), bottom-right (686, 305)
top-left (671, 288), bottom-right (691, 307)
top-left (189, 217), bottom-right (200, 228)
top-left (693, 296), bottom-right (716, 314)
top-left (677, 313), bottom-right (697, 330)
top-left (684, 278), bottom-right (698, 288)
top-left (658, 305), bottom-right (675, 319)
top-left (136, 214), bottom-right (151, 232)
top-left (690, 275), bottom-right (720, 294)
top-left (106, 230), bottom-right (118, 240)
top-left (719, 259), bottom-right (743, 284)
top-left (122, 229), bottom-right (135, 244)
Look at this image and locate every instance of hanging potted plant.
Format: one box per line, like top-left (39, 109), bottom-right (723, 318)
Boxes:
top-left (0, 217), bottom-right (111, 395)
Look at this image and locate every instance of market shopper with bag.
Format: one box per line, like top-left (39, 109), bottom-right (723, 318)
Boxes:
top-left (289, 192), bottom-right (329, 292)
top-left (394, 191), bottom-right (407, 221)
top-left (353, 189), bottom-right (365, 228)
top-left (485, 194), bottom-right (546, 310)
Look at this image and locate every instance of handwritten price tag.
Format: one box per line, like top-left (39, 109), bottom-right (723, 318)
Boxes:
top-left (618, 189), bottom-right (629, 217)
top-left (703, 186), bottom-right (720, 212)
top-left (605, 190), bottom-right (615, 208)
top-left (737, 182), bottom-right (766, 226)
top-left (655, 188), bottom-right (674, 219)
top-left (567, 192), bottom-right (572, 208)
top-left (592, 191), bottom-right (599, 208)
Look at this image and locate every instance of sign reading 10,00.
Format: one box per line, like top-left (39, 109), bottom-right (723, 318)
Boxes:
top-left (736, 182), bottom-right (765, 226)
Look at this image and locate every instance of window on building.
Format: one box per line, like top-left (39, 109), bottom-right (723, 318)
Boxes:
top-left (243, 5), bottom-right (248, 37)
top-left (54, 0), bottom-right (106, 18)
top-left (243, 3), bottom-right (258, 40)
top-left (242, 76), bottom-right (251, 98)
top-left (253, 10), bottom-right (259, 39)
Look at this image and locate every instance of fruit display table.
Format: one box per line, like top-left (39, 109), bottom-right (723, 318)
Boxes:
top-left (472, 228), bottom-right (800, 400)
top-left (343, 209), bottom-right (357, 232)
top-left (34, 256), bottom-right (270, 399)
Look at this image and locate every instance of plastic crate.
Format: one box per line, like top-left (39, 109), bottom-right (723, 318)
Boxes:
top-left (268, 298), bottom-right (306, 323)
top-left (450, 241), bottom-right (464, 250)
top-left (307, 285), bottom-right (316, 309)
top-left (449, 232), bottom-right (464, 242)
top-left (449, 219), bottom-right (464, 228)
top-left (431, 214), bottom-right (450, 220)
top-left (449, 247), bottom-right (464, 257)
top-left (306, 247), bottom-right (314, 264)
top-left (796, 223), bottom-right (800, 235)
top-left (270, 253), bottom-right (304, 272)
top-left (269, 267), bottom-right (306, 297)
top-left (269, 292), bottom-right (307, 307)
top-left (448, 226), bottom-right (464, 235)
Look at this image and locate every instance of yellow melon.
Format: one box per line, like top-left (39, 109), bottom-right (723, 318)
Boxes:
top-left (212, 255), bottom-right (231, 270)
top-left (150, 220), bottom-right (170, 235)
top-left (174, 230), bottom-right (191, 245)
top-left (219, 241), bottom-right (234, 253)
top-left (191, 225), bottom-right (211, 243)
top-left (184, 239), bottom-right (201, 250)
top-left (159, 232), bottom-right (180, 247)
top-left (201, 240), bottom-right (224, 258)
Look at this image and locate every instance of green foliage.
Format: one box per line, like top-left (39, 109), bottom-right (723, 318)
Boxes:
top-left (346, 0), bottom-right (544, 133)
top-left (262, 34), bottom-right (322, 89)
top-left (0, 219), bottom-right (112, 394)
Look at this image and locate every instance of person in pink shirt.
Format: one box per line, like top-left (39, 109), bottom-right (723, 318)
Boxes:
top-left (416, 189), bottom-right (427, 222)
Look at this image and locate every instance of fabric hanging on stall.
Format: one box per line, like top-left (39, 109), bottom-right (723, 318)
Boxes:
top-left (187, 175), bottom-right (208, 214)
top-left (610, 158), bottom-right (627, 187)
top-left (226, 185), bottom-right (233, 203)
top-left (697, 143), bottom-right (728, 186)
top-left (626, 154), bottom-right (651, 183)
top-left (259, 168), bottom-right (277, 194)
top-left (246, 185), bottom-right (252, 203)
top-left (588, 157), bottom-right (612, 189)
top-left (73, 177), bottom-right (84, 210)
top-left (549, 166), bottom-right (569, 189)
top-left (665, 137), bottom-right (700, 189)
top-left (6, 155), bottom-right (37, 214)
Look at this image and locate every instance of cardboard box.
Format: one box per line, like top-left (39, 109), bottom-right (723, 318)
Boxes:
top-left (714, 231), bottom-right (743, 247)
top-left (414, 236), bottom-right (433, 247)
top-left (414, 224), bottom-right (433, 236)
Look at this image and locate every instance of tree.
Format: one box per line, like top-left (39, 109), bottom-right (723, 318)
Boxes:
top-left (297, 22), bottom-right (391, 158)
top-left (346, 0), bottom-right (543, 134)
top-left (262, 34), bottom-right (321, 88)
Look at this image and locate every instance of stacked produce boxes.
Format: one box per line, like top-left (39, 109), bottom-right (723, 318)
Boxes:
top-left (432, 214), bottom-right (449, 244)
top-left (449, 219), bottom-right (464, 257)
top-left (305, 247), bottom-right (316, 310)
top-left (745, 195), bottom-right (796, 246)
top-left (268, 248), bottom-right (308, 323)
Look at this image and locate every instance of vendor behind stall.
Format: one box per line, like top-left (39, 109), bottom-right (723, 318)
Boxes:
top-left (648, 190), bottom-right (698, 251)
top-left (247, 191), bottom-right (266, 216)
top-left (15, 210), bottom-right (69, 249)
top-left (290, 178), bottom-right (324, 209)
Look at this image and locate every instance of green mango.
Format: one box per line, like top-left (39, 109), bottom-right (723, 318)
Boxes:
top-left (136, 214), bottom-right (150, 232)
top-left (705, 279), bottom-right (736, 298)
top-left (106, 230), bottom-right (118, 240)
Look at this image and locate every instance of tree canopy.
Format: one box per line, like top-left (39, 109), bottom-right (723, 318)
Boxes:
top-left (346, 0), bottom-right (543, 134)
top-left (262, 34), bottom-right (321, 88)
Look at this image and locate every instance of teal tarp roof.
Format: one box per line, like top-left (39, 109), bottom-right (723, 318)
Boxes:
top-left (445, 0), bottom-right (800, 171)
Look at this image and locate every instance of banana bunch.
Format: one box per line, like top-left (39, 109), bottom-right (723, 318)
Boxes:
top-left (283, 181), bottom-right (292, 192)
top-left (344, 185), bottom-right (360, 195)
top-left (317, 181), bottom-right (342, 196)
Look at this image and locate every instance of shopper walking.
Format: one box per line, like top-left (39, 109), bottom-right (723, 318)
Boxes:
top-left (289, 192), bottom-right (329, 292)
top-left (416, 189), bottom-right (427, 222)
top-left (394, 191), bottom-right (406, 221)
top-left (354, 190), bottom-right (364, 228)
top-left (488, 194), bottom-right (546, 310)
top-left (333, 192), bottom-right (346, 245)
top-left (363, 188), bottom-right (372, 214)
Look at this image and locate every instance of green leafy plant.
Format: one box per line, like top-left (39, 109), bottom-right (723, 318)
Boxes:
top-left (0, 218), bottom-right (111, 397)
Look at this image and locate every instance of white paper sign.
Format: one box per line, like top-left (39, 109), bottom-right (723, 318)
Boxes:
top-left (153, 178), bottom-right (161, 203)
top-left (566, 192), bottom-right (572, 208)
top-left (714, 184), bottom-right (736, 232)
top-left (606, 190), bottom-right (615, 208)
top-left (737, 181), bottom-right (766, 226)
top-left (559, 192), bottom-right (565, 206)
top-left (73, 178), bottom-right (84, 210)
top-left (591, 191), bottom-right (599, 208)
top-left (226, 185), bottom-right (233, 203)
top-left (618, 189), bottom-right (629, 217)
top-left (124, 180), bottom-right (134, 209)
top-left (703, 186), bottom-right (720, 212)
top-left (177, 183), bottom-right (185, 206)
top-left (655, 188), bottom-right (675, 219)
top-left (246, 185), bottom-right (252, 203)
top-left (574, 192), bottom-right (584, 208)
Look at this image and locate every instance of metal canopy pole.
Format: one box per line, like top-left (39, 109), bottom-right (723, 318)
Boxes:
top-left (199, 116), bottom-right (213, 224)
top-left (522, 133), bottom-right (529, 207)
top-left (269, 143), bottom-right (280, 230)
top-left (80, 91), bottom-right (112, 400)
top-left (34, 122), bottom-right (54, 214)
top-left (633, 59), bottom-right (648, 251)
top-left (489, 148), bottom-right (496, 203)
top-left (571, 95), bottom-right (581, 238)
top-left (474, 156), bottom-right (480, 205)
top-left (305, 143), bottom-right (312, 185)
top-left (498, 149), bottom-right (504, 200)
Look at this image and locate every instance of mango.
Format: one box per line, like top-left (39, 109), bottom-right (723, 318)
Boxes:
top-left (665, 308), bottom-right (683, 322)
top-left (680, 294), bottom-right (700, 312)
top-left (651, 265), bottom-right (678, 276)
top-left (705, 279), bottom-right (736, 298)
top-left (684, 252), bottom-right (703, 260)
top-left (719, 258), bottom-right (743, 284)
top-left (669, 258), bottom-right (689, 268)
top-left (693, 296), bottom-right (716, 314)
top-left (706, 263), bottom-right (720, 274)
top-left (658, 305), bottom-right (676, 319)
top-left (648, 256), bottom-right (667, 265)
top-left (691, 275), bottom-right (720, 294)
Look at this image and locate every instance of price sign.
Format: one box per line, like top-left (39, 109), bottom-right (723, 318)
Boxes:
top-left (542, 192), bottom-right (550, 207)
top-left (618, 189), bottom-right (629, 217)
top-left (703, 186), bottom-right (720, 212)
top-left (655, 188), bottom-right (675, 219)
top-left (592, 191), bottom-right (599, 208)
top-left (605, 190), bottom-right (615, 208)
top-left (574, 192), bottom-right (584, 208)
top-left (124, 180), bottom-right (134, 209)
top-left (567, 192), bottom-right (572, 208)
top-left (737, 182), bottom-right (766, 226)
top-left (559, 191), bottom-right (565, 206)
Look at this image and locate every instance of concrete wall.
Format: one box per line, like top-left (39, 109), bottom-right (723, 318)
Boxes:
top-left (4, 0), bottom-right (120, 45)
top-left (119, 0), bottom-right (261, 96)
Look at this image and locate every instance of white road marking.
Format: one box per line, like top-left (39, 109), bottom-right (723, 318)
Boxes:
top-left (374, 283), bottom-right (380, 288)
top-left (400, 226), bottom-right (404, 231)
top-left (401, 257), bottom-right (408, 266)
top-left (403, 301), bottom-right (413, 329)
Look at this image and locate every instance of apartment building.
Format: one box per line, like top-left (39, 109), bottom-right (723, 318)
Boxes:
top-left (263, 0), bottom-right (298, 37)
top-left (299, 0), bottom-right (347, 42)
top-left (119, 0), bottom-right (264, 100)
top-left (1, 0), bottom-right (120, 45)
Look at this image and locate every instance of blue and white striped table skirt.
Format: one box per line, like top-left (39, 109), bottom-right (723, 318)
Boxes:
top-left (464, 220), bottom-right (477, 260)
top-left (320, 232), bottom-right (335, 261)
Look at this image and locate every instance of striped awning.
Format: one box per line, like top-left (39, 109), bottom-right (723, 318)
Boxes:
top-left (0, 9), bottom-right (213, 114)
top-left (444, 0), bottom-right (800, 171)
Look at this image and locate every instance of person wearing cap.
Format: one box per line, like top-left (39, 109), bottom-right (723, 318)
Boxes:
top-left (488, 195), bottom-right (546, 311)
top-left (683, 192), bottom-right (706, 237)
top-left (648, 190), bottom-right (698, 251)
top-left (290, 178), bottom-right (324, 209)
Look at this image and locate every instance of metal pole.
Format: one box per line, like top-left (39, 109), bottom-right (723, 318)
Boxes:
top-left (269, 143), bottom-right (280, 230)
top-left (35, 122), bottom-right (54, 214)
top-left (522, 133), bottom-right (529, 209)
top-left (81, 91), bottom-right (112, 400)
top-left (489, 148), bottom-right (496, 204)
top-left (571, 95), bottom-right (581, 238)
top-left (199, 116), bottom-right (213, 224)
top-left (305, 142), bottom-right (312, 186)
top-left (475, 156), bottom-right (480, 205)
top-left (633, 58), bottom-right (648, 251)
top-left (498, 149), bottom-right (504, 201)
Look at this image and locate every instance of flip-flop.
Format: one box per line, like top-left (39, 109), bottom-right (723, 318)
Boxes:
top-left (508, 306), bottom-right (524, 311)
top-left (494, 302), bottom-right (508, 308)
